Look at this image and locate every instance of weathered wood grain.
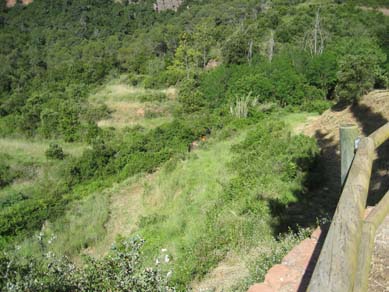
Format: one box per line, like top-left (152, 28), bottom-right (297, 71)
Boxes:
top-left (354, 222), bottom-right (376, 292)
top-left (307, 137), bottom-right (375, 292)
top-left (370, 122), bottom-right (389, 148)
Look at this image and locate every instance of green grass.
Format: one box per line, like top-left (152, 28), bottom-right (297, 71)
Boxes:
top-left (4, 112), bottom-right (319, 290)
top-left (280, 112), bottom-right (319, 133)
top-left (89, 75), bottom-right (176, 103)
top-left (0, 137), bottom-right (87, 201)
top-left (9, 129), bottom-right (245, 266)
top-left (132, 129), bottom-right (275, 288)
top-left (132, 117), bottom-right (318, 289)
top-left (15, 189), bottom-right (110, 260)
top-left (0, 138), bottom-right (87, 164)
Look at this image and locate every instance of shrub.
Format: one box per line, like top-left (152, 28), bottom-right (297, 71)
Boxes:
top-left (178, 79), bottom-right (206, 114)
top-left (1, 236), bottom-right (175, 291)
top-left (300, 99), bottom-right (333, 114)
top-left (0, 161), bottom-right (14, 187)
top-left (335, 55), bottom-right (377, 102)
top-left (45, 143), bottom-right (65, 160)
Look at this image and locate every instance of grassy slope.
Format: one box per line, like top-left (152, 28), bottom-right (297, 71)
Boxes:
top-left (0, 138), bottom-right (86, 163)
top-left (0, 138), bottom-right (87, 202)
top-left (8, 108), bottom-right (317, 290)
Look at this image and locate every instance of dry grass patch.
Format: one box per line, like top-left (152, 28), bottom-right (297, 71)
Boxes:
top-left (83, 174), bottom-right (158, 258)
top-left (0, 138), bottom-right (87, 163)
top-left (90, 77), bottom-right (177, 129)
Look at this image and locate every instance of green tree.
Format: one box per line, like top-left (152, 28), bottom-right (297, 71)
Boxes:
top-left (168, 33), bottom-right (201, 80)
top-left (336, 55), bottom-right (379, 102)
top-left (222, 26), bottom-right (249, 65)
top-left (193, 19), bottom-right (215, 68)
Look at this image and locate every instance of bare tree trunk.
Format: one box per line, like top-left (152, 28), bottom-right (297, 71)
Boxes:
top-left (313, 11), bottom-right (318, 55)
top-left (268, 30), bottom-right (275, 62)
top-left (313, 9), bottom-right (324, 55)
top-left (247, 39), bottom-right (253, 65)
top-left (185, 54), bottom-right (189, 79)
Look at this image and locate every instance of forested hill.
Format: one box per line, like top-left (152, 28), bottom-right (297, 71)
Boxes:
top-left (0, 0), bottom-right (389, 291)
top-left (1, 0), bottom-right (388, 140)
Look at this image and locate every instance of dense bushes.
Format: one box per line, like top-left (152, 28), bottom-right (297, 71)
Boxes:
top-left (185, 55), bottom-right (326, 114)
top-left (1, 236), bottom-right (175, 292)
top-left (45, 143), bottom-right (65, 160)
top-left (227, 120), bottom-right (319, 206)
top-left (336, 54), bottom-right (387, 102)
top-left (1, 0), bottom-right (388, 141)
top-left (65, 118), bottom-right (213, 186)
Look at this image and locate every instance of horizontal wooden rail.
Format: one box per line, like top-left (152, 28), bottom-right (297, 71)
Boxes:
top-left (370, 122), bottom-right (389, 148)
top-left (308, 122), bottom-right (389, 292)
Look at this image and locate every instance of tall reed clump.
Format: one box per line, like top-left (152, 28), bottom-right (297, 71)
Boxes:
top-left (229, 92), bottom-right (258, 118)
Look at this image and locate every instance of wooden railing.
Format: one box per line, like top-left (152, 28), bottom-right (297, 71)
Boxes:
top-left (307, 123), bottom-right (389, 292)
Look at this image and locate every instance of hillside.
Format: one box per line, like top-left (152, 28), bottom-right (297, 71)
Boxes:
top-left (0, 0), bottom-right (389, 291)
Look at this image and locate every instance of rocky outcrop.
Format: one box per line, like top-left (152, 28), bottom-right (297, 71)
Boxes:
top-left (153, 0), bottom-right (182, 12)
top-left (6, 0), bottom-right (33, 8)
top-left (5, 0), bottom-right (183, 12)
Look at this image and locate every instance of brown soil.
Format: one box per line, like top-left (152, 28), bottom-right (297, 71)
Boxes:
top-left (301, 90), bottom-right (389, 206)
top-left (368, 215), bottom-right (389, 292)
top-left (302, 90), bottom-right (389, 141)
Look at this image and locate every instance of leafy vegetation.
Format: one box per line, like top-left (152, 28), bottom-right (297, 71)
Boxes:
top-left (0, 0), bottom-right (388, 290)
top-left (45, 143), bottom-right (65, 160)
top-left (1, 236), bottom-right (175, 291)
top-left (0, 159), bottom-right (18, 188)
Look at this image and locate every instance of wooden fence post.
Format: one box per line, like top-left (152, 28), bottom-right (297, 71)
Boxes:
top-left (340, 124), bottom-right (359, 186)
